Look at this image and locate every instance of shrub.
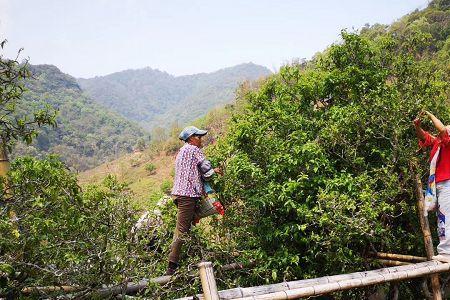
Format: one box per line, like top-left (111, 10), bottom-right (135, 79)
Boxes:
top-left (145, 163), bottom-right (156, 174)
top-left (160, 179), bottom-right (173, 195)
top-left (208, 31), bottom-right (449, 296)
top-left (0, 157), bottom-right (143, 297)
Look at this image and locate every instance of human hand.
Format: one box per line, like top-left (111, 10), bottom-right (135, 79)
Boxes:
top-left (413, 111), bottom-right (425, 126)
top-left (214, 167), bottom-right (223, 176)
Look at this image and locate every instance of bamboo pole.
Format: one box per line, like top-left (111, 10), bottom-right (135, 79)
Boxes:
top-left (0, 143), bottom-right (9, 177)
top-left (176, 261), bottom-right (450, 300)
top-left (198, 262), bottom-right (219, 300)
top-left (21, 285), bottom-right (83, 295)
top-left (0, 142), bottom-right (10, 201)
top-left (221, 261), bottom-right (256, 272)
top-left (21, 261), bottom-right (253, 297)
top-left (21, 276), bottom-right (172, 297)
top-left (229, 261), bottom-right (450, 300)
top-left (376, 259), bottom-right (410, 266)
top-left (370, 252), bottom-right (427, 262)
top-left (413, 167), bottom-right (443, 300)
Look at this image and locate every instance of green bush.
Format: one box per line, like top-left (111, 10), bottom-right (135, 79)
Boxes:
top-left (160, 179), bottom-right (173, 195)
top-left (145, 163), bottom-right (157, 174)
top-left (0, 157), bottom-right (144, 297)
top-left (207, 31), bottom-right (449, 296)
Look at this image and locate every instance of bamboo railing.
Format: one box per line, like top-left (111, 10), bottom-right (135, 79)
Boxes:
top-left (178, 260), bottom-right (450, 300)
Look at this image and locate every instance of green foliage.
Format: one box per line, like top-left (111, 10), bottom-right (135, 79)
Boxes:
top-left (0, 157), bottom-right (144, 297)
top-left (12, 65), bottom-right (149, 170)
top-left (78, 63), bottom-right (271, 131)
top-left (135, 138), bottom-right (147, 151)
top-left (207, 28), bottom-right (449, 296)
top-left (145, 162), bottom-right (156, 174)
top-left (0, 42), bottom-right (57, 150)
top-left (160, 179), bottom-right (173, 194)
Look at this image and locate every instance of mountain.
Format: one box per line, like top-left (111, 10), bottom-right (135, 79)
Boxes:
top-left (77, 63), bottom-right (271, 130)
top-left (14, 65), bottom-right (149, 171)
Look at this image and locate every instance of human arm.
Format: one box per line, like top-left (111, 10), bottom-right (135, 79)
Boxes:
top-left (425, 111), bottom-right (446, 134)
top-left (192, 147), bottom-right (223, 179)
top-left (413, 116), bottom-right (428, 141)
top-left (413, 112), bottom-right (436, 148)
top-left (198, 160), bottom-right (223, 180)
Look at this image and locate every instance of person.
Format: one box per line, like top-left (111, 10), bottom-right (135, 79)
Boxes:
top-left (165, 126), bottom-right (222, 275)
top-left (414, 111), bottom-right (450, 262)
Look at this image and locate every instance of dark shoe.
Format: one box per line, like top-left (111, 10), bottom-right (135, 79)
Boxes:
top-left (165, 261), bottom-right (179, 275)
top-left (165, 268), bottom-right (176, 276)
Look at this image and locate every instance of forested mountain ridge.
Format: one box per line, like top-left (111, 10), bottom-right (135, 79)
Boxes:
top-left (13, 64), bottom-right (149, 171)
top-left (77, 62), bottom-right (271, 130)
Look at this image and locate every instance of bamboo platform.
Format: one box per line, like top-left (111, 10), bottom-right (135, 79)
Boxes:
top-left (177, 260), bottom-right (450, 300)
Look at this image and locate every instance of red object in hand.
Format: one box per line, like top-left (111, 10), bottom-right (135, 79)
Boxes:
top-left (413, 118), bottom-right (421, 126)
top-left (213, 201), bottom-right (225, 215)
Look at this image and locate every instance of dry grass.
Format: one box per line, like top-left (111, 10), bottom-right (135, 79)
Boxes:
top-left (78, 149), bottom-right (176, 209)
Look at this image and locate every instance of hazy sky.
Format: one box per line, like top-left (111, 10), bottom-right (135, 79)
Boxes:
top-left (1, 0), bottom-right (429, 78)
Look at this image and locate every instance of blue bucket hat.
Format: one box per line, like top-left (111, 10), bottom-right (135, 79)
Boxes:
top-left (179, 126), bottom-right (208, 141)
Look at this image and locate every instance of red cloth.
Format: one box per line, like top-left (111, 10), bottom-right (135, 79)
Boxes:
top-left (419, 130), bottom-right (450, 183)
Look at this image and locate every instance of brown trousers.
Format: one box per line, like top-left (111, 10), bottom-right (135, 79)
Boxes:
top-left (168, 196), bottom-right (199, 264)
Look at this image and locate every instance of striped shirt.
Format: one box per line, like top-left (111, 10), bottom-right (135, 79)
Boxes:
top-left (171, 144), bottom-right (206, 197)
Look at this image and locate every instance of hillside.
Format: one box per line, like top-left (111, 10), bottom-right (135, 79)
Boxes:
top-left (13, 65), bottom-right (149, 171)
top-left (77, 63), bottom-right (271, 130)
top-left (78, 106), bottom-right (232, 207)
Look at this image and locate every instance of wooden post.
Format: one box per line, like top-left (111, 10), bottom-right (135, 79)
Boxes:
top-left (0, 143), bottom-right (9, 178)
top-left (198, 262), bottom-right (219, 300)
top-left (413, 167), bottom-right (443, 300)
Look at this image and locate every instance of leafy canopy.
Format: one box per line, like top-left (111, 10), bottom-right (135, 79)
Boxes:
top-left (0, 41), bottom-right (56, 150)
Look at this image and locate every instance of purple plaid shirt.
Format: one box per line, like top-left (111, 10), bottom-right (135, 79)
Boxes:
top-left (171, 144), bottom-right (206, 197)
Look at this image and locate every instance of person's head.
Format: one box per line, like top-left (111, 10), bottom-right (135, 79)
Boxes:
top-left (178, 126), bottom-right (207, 148)
top-left (187, 134), bottom-right (203, 147)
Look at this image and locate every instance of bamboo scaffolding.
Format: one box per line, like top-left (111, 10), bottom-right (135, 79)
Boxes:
top-left (21, 285), bottom-right (83, 294)
top-left (370, 252), bottom-right (427, 262)
top-left (20, 261), bottom-right (253, 297)
top-left (176, 261), bottom-right (450, 300)
top-left (199, 262), bottom-right (219, 300)
top-left (20, 276), bottom-right (172, 297)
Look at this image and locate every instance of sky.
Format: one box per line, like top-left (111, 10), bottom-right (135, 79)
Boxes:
top-left (0, 0), bottom-right (429, 78)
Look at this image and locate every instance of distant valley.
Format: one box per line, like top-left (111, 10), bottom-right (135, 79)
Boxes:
top-left (78, 62), bottom-right (271, 130)
top-left (15, 63), bottom-right (270, 170)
